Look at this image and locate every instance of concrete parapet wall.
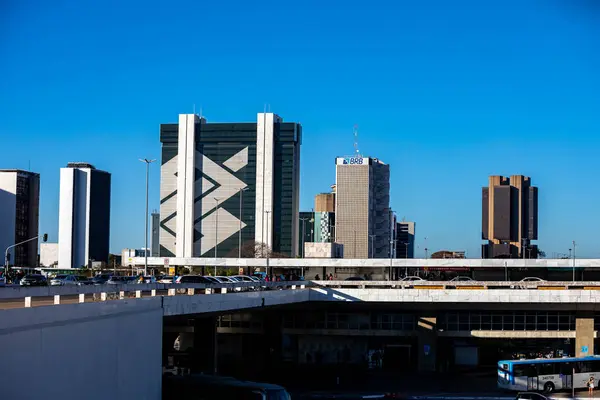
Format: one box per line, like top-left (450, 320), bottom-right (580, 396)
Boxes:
top-left (0, 299), bottom-right (163, 400)
top-left (308, 288), bottom-right (600, 305)
top-left (163, 288), bottom-right (310, 316)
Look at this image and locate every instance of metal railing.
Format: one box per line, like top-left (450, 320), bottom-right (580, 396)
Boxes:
top-left (0, 281), bottom-right (308, 308)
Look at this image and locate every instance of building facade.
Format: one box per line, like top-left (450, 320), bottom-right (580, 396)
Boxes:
top-left (315, 192), bottom-right (335, 213)
top-left (482, 175), bottom-right (538, 258)
top-left (335, 156), bottom-right (391, 259)
top-left (159, 113), bottom-right (301, 258)
top-left (298, 211), bottom-right (315, 257)
top-left (0, 170), bottom-right (40, 267)
top-left (58, 163), bottom-right (111, 268)
top-left (40, 243), bottom-right (59, 267)
top-left (396, 221), bottom-right (415, 258)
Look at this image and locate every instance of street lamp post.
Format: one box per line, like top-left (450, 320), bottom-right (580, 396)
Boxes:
top-left (572, 241), bottom-right (576, 282)
top-left (4, 234), bottom-right (46, 283)
top-left (369, 235), bottom-right (376, 258)
top-left (238, 187), bottom-right (248, 259)
top-left (300, 217), bottom-right (310, 258)
top-left (214, 197), bottom-right (220, 276)
top-left (139, 158), bottom-right (156, 277)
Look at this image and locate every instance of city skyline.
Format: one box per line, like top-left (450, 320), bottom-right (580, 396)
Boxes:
top-left (2, 1), bottom-right (600, 257)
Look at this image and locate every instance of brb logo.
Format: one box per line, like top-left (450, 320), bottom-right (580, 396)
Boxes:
top-left (343, 157), bottom-right (364, 165)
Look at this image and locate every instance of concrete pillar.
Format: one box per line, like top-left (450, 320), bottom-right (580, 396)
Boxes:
top-left (192, 317), bottom-right (218, 375)
top-left (576, 313), bottom-right (594, 357)
top-left (417, 316), bottom-right (437, 372)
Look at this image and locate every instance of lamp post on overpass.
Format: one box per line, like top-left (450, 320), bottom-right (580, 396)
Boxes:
top-left (4, 234), bottom-right (47, 283)
top-left (572, 241), bottom-right (577, 282)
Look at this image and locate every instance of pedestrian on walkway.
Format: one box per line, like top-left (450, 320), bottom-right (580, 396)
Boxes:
top-left (588, 376), bottom-right (595, 397)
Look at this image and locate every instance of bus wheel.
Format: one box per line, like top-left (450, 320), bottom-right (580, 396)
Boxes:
top-left (544, 382), bottom-right (555, 393)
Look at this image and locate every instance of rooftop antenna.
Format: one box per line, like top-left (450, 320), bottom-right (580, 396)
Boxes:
top-left (353, 124), bottom-right (361, 156)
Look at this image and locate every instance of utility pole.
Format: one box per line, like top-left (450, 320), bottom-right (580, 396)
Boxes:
top-left (572, 240), bottom-right (576, 282)
top-left (369, 235), bottom-right (376, 258)
top-left (139, 158), bottom-right (156, 277)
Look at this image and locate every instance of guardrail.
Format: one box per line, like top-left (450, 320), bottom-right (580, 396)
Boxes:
top-left (0, 281), bottom-right (308, 308)
top-left (314, 280), bottom-right (600, 290)
top-left (4, 280), bottom-right (600, 309)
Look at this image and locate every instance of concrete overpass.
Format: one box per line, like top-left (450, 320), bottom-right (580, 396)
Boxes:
top-left (4, 280), bottom-right (600, 399)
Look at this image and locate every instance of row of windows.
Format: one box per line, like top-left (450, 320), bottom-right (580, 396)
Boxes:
top-left (439, 312), bottom-right (575, 331)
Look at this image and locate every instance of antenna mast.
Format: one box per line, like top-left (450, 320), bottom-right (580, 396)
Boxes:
top-left (353, 124), bottom-right (361, 156)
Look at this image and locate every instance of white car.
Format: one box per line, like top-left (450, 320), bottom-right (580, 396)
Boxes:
top-left (519, 277), bottom-right (545, 282)
top-left (50, 275), bottom-right (79, 286)
top-left (400, 276), bottom-right (425, 282)
top-left (450, 276), bottom-right (474, 282)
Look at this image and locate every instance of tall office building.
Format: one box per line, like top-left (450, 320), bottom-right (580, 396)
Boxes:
top-left (315, 192), bottom-right (335, 213)
top-left (482, 175), bottom-right (538, 258)
top-left (58, 163), bottom-right (111, 268)
top-left (335, 156), bottom-right (391, 258)
top-left (151, 212), bottom-right (160, 257)
top-left (396, 221), bottom-right (415, 258)
top-left (298, 211), bottom-right (315, 257)
top-left (159, 113), bottom-right (301, 258)
top-left (0, 170), bottom-right (40, 267)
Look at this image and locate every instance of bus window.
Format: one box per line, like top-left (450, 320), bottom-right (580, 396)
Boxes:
top-left (539, 363), bottom-right (556, 375)
top-left (579, 362), bottom-right (594, 373)
top-left (514, 364), bottom-right (537, 377)
top-left (560, 362), bottom-right (576, 375)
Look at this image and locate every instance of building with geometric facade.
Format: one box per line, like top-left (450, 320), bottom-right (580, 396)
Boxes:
top-left (159, 113), bottom-right (302, 258)
top-left (0, 169), bottom-right (40, 267)
top-left (482, 175), bottom-right (538, 258)
top-left (335, 156), bottom-right (391, 259)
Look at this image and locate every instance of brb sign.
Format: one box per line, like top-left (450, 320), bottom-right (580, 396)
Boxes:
top-left (337, 156), bottom-right (368, 165)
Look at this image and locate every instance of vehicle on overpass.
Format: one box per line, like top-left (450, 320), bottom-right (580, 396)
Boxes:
top-left (498, 356), bottom-right (600, 393)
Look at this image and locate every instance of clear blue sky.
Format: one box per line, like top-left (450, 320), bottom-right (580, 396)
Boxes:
top-left (1, 0), bottom-right (599, 257)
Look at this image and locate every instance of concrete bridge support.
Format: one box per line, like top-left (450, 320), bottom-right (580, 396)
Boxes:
top-left (417, 316), bottom-right (437, 372)
top-left (576, 312), bottom-right (594, 357)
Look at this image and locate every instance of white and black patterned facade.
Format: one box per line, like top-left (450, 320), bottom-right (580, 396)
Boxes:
top-left (159, 113), bottom-right (301, 258)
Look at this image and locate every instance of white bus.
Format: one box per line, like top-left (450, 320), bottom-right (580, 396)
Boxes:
top-left (498, 356), bottom-right (600, 393)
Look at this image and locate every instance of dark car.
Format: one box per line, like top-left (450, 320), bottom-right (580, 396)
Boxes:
top-left (19, 274), bottom-right (48, 287)
top-left (92, 274), bottom-right (112, 285)
top-left (515, 392), bottom-right (549, 400)
top-left (176, 275), bottom-right (215, 284)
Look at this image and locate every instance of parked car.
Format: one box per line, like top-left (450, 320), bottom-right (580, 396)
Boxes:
top-left (158, 275), bottom-right (175, 284)
top-left (107, 276), bottom-right (130, 285)
top-left (50, 275), bottom-right (79, 286)
top-left (519, 277), bottom-right (546, 282)
top-left (91, 274), bottom-right (111, 285)
top-left (514, 277), bottom-right (546, 289)
top-left (400, 276), bottom-right (426, 282)
top-left (202, 276), bottom-right (221, 284)
top-left (175, 275), bottom-right (214, 284)
top-left (20, 274), bottom-right (48, 287)
top-left (74, 276), bottom-right (93, 285)
top-left (515, 392), bottom-right (549, 400)
top-left (450, 276), bottom-right (474, 282)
